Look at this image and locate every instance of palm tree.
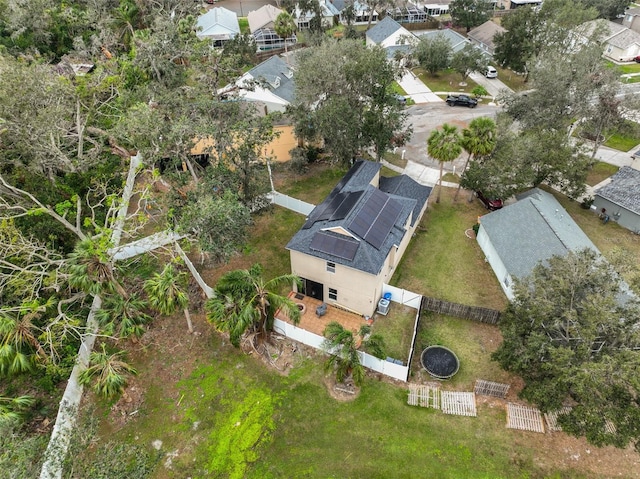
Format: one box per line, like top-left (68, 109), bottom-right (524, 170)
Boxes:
top-left (78, 345), bottom-right (137, 399)
top-left (0, 310), bottom-right (47, 376)
top-left (0, 395), bottom-right (34, 426)
top-left (455, 117), bottom-right (497, 202)
top-left (358, 325), bottom-right (386, 359)
top-left (95, 293), bottom-right (151, 339)
top-left (67, 239), bottom-right (128, 298)
top-left (427, 123), bottom-right (462, 204)
top-left (322, 321), bottom-right (365, 386)
top-left (274, 12), bottom-right (297, 64)
top-left (144, 263), bottom-right (192, 333)
top-left (206, 264), bottom-right (301, 348)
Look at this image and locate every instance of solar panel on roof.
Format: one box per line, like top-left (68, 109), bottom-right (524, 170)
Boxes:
top-left (365, 198), bottom-right (403, 249)
top-left (330, 190), bottom-right (363, 221)
top-left (309, 231), bottom-right (359, 261)
top-left (348, 189), bottom-right (390, 239)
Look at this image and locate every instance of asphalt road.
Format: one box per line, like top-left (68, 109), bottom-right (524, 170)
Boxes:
top-left (403, 101), bottom-right (500, 173)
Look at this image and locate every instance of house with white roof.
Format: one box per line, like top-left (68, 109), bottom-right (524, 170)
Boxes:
top-left (196, 7), bottom-right (240, 47)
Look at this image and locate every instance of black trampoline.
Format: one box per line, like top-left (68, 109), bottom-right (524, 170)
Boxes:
top-left (420, 346), bottom-right (460, 379)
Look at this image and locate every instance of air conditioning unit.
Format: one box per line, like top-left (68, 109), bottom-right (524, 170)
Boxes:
top-left (377, 298), bottom-right (390, 316)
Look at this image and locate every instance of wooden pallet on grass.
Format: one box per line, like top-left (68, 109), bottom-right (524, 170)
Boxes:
top-left (507, 403), bottom-right (545, 433)
top-left (407, 383), bottom-right (440, 409)
top-left (440, 391), bottom-right (477, 417)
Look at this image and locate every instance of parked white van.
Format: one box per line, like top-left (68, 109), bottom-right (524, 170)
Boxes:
top-left (485, 66), bottom-right (498, 79)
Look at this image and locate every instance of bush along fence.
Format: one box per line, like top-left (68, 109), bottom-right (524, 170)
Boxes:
top-left (421, 297), bottom-right (501, 324)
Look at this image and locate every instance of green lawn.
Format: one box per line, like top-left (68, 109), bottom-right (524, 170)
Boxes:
top-left (586, 161), bottom-right (619, 186)
top-left (391, 187), bottom-right (507, 311)
top-left (604, 119), bottom-right (640, 150)
top-left (415, 67), bottom-right (479, 95)
top-left (77, 165), bottom-right (640, 479)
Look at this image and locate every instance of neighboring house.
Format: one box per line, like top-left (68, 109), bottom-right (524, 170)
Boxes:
top-left (508, 0), bottom-right (542, 8)
top-left (416, 28), bottom-right (469, 53)
top-left (422, 1), bottom-right (451, 17)
top-left (195, 7), bottom-right (240, 47)
top-left (248, 4), bottom-right (297, 51)
top-left (386, 2), bottom-right (428, 24)
top-left (477, 188), bottom-right (600, 300)
top-left (622, 7), bottom-right (640, 34)
top-left (331, 0), bottom-right (379, 25)
top-left (365, 16), bottom-right (415, 49)
top-left (294, 0), bottom-right (339, 29)
top-left (286, 160), bottom-right (431, 316)
top-left (232, 55), bottom-right (295, 114)
top-left (467, 20), bottom-right (505, 56)
top-left (579, 19), bottom-right (640, 62)
top-left (248, 4), bottom-right (283, 31)
top-left (593, 166), bottom-right (640, 233)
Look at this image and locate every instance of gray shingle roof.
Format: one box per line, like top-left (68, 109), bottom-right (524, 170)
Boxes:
top-left (366, 16), bottom-right (403, 44)
top-left (379, 175), bottom-right (431, 226)
top-left (480, 188), bottom-right (598, 279)
top-left (416, 29), bottom-right (469, 53)
top-left (286, 160), bottom-right (431, 275)
top-left (595, 166), bottom-right (640, 215)
top-left (467, 20), bottom-right (505, 51)
top-left (246, 55), bottom-right (296, 104)
top-left (608, 27), bottom-right (640, 49)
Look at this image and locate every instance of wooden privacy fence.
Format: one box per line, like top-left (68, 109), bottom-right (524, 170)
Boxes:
top-left (422, 296), bottom-right (501, 324)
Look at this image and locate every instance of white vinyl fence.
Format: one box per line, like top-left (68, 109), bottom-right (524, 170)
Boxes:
top-left (273, 319), bottom-right (410, 382)
top-left (381, 284), bottom-right (422, 309)
top-left (267, 191), bottom-right (315, 216)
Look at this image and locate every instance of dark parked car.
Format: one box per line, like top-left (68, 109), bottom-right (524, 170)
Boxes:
top-left (446, 94), bottom-right (477, 108)
top-left (635, 55), bottom-right (640, 63)
top-left (475, 191), bottom-right (503, 210)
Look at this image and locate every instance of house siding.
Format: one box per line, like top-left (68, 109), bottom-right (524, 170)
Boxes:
top-left (290, 250), bottom-right (381, 316)
top-left (593, 196), bottom-right (640, 232)
top-left (477, 223), bottom-right (514, 300)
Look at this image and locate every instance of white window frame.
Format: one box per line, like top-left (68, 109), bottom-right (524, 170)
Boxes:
top-left (326, 261), bottom-right (336, 273)
top-left (328, 288), bottom-right (338, 301)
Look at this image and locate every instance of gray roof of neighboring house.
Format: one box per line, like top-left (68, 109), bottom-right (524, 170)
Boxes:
top-left (480, 188), bottom-right (598, 279)
top-left (467, 20), bottom-right (505, 50)
top-left (384, 44), bottom-right (413, 59)
top-left (196, 7), bottom-right (240, 39)
top-left (608, 27), bottom-right (640, 49)
top-left (595, 166), bottom-right (640, 215)
top-left (248, 4), bottom-right (283, 32)
top-left (416, 28), bottom-right (468, 52)
top-left (331, 0), bottom-right (372, 13)
top-left (580, 19), bottom-right (627, 41)
top-left (286, 160), bottom-right (431, 275)
top-left (245, 55), bottom-right (296, 103)
top-left (296, 0), bottom-right (340, 19)
top-left (366, 16), bottom-right (403, 44)
top-left (626, 7), bottom-right (640, 15)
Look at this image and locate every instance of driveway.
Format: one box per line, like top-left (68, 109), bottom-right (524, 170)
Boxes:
top-left (402, 102), bottom-right (500, 171)
top-left (468, 71), bottom-right (513, 99)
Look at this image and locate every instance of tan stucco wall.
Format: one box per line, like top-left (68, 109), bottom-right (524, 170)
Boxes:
top-left (289, 194), bottom-right (429, 317)
top-left (290, 250), bottom-right (384, 316)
